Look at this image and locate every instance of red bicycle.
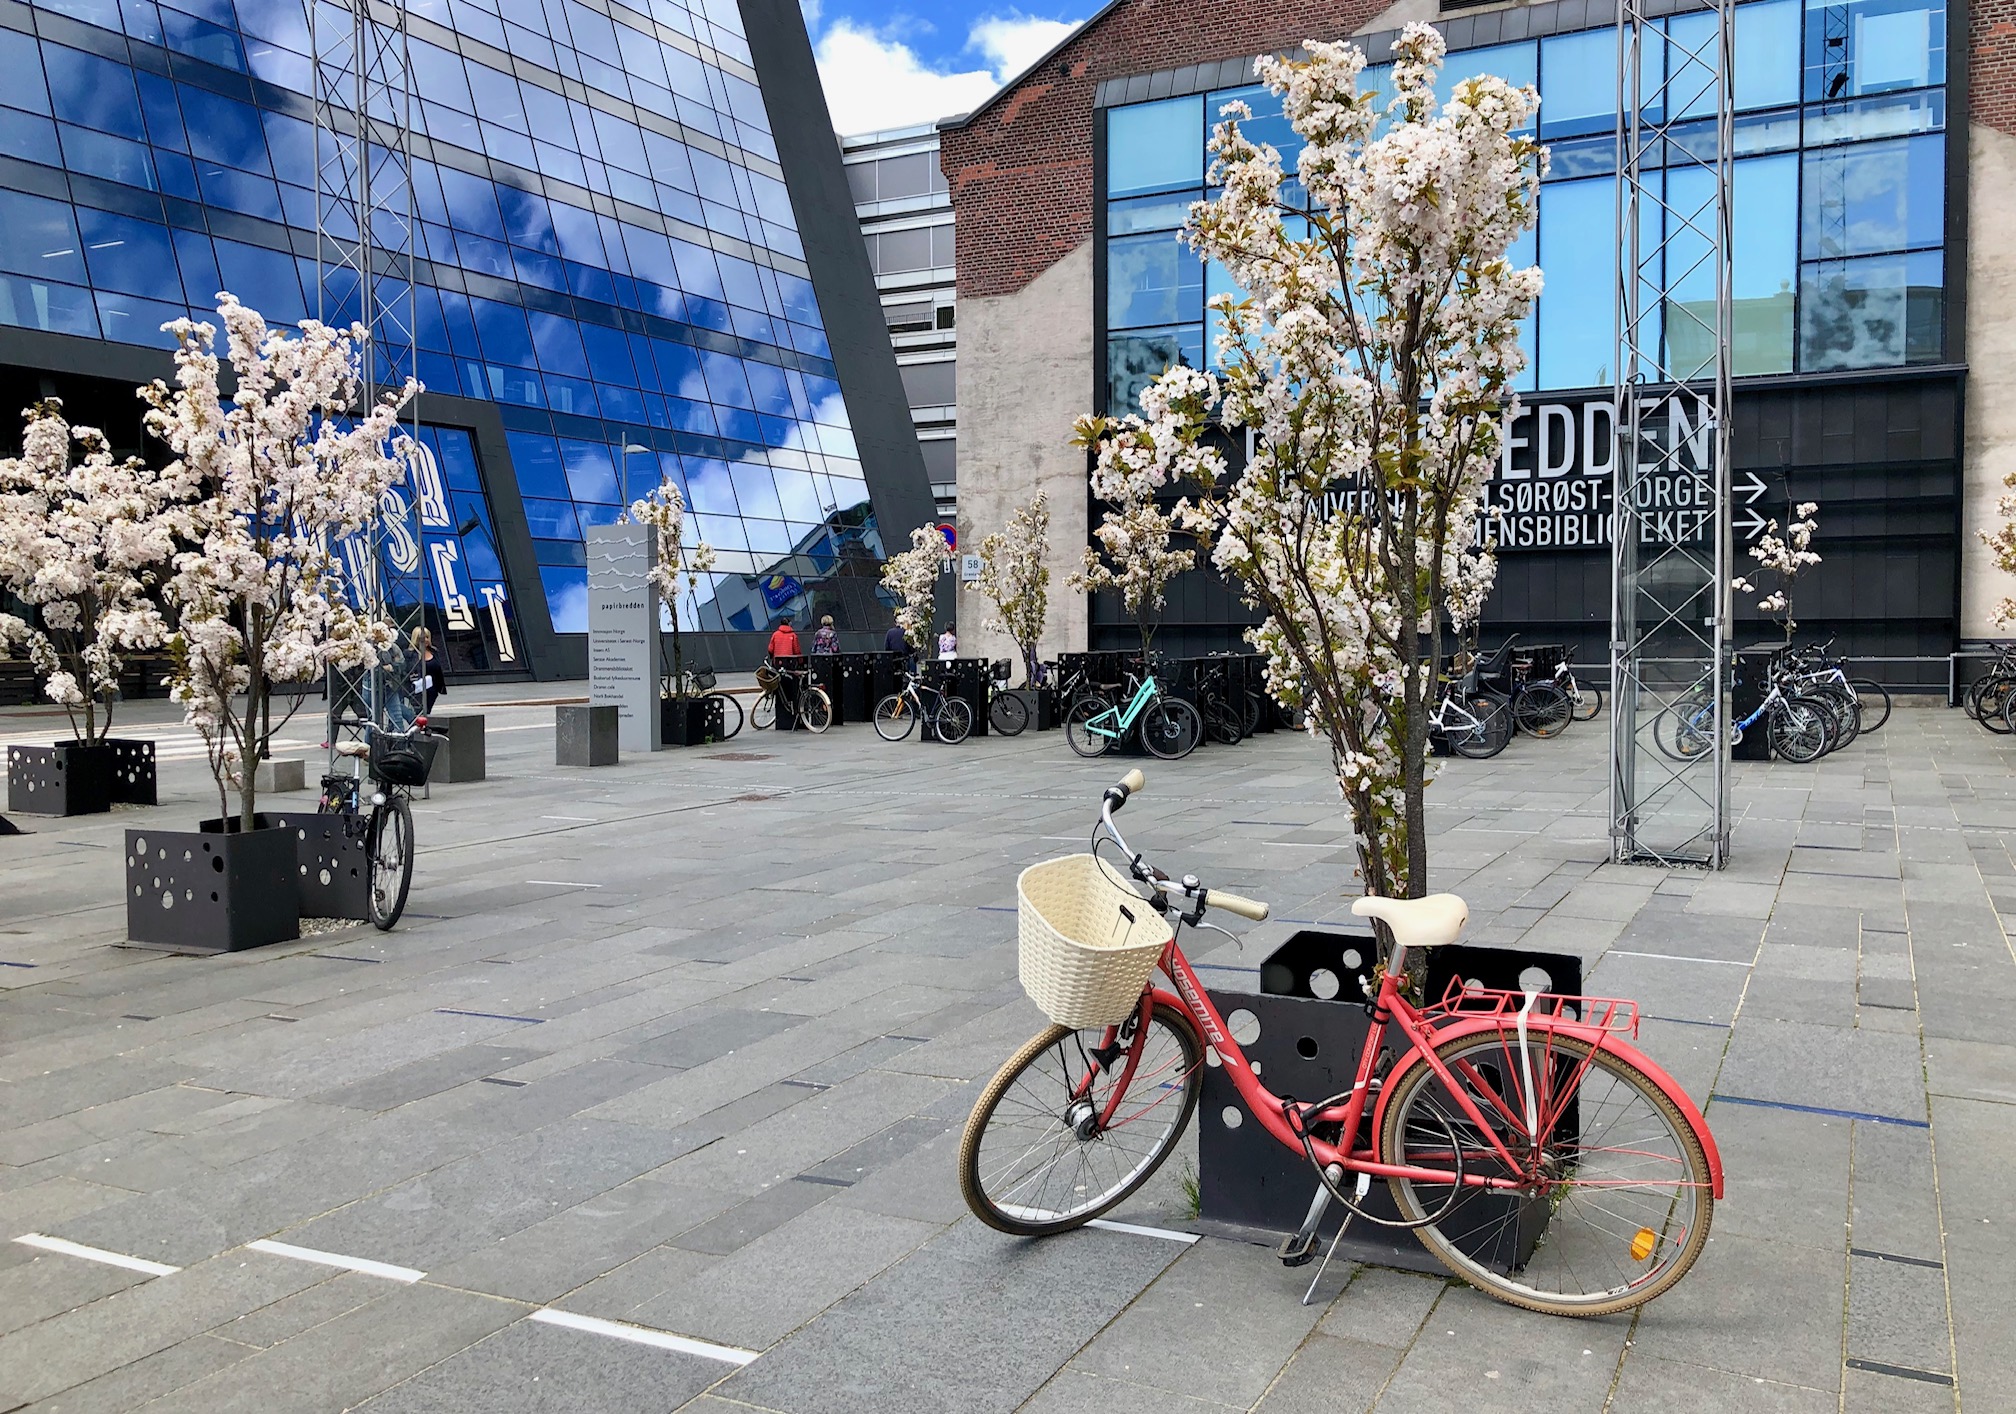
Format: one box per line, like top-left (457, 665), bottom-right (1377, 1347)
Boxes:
top-left (959, 770), bottom-right (1724, 1317)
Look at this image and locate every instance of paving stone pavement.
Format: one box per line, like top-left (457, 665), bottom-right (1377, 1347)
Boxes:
top-left (0, 690), bottom-right (2003, 1412)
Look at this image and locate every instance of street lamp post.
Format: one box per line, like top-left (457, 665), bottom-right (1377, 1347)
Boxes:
top-left (621, 444), bottom-right (650, 504)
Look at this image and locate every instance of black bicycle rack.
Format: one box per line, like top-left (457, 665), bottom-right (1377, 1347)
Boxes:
top-left (1198, 927), bottom-right (1582, 1276)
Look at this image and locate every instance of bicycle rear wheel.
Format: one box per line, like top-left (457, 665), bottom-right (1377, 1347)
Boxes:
top-left (1065, 695), bottom-right (1115, 757)
top-left (752, 691), bottom-right (777, 730)
top-left (1203, 697), bottom-right (1243, 745)
top-left (1653, 693), bottom-right (1715, 760)
top-left (873, 693), bottom-right (916, 741)
top-left (1380, 1029), bottom-right (1714, 1317)
top-left (990, 690), bottom-right (1030, 736)
top-left (1514, 682), bottom-right (1573, 738)
top-left (800, 688), bottom-right (833, 733)
top-left (1142, 699), bottom-right (1202, 760)
top-left (1849, 678), bottom-right (1890, 733)
top-left (711, 691), bottom-right (744, 740)
top-left (367, 795), bottom-right (414, 931)
top-left (1449, 697), bottom-right (1511, 759)
top-left (1244, 691), bottom-right (1265, 736)
top-left (1770, 697), bottom-right (1832, 763)
top-left (960, 1002), bottom-right (1203, 1236)
top-left (936, 697), bottom-right (974, 745)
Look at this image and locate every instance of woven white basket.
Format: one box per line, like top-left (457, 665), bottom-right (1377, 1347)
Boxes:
top-left (1017, 854), bottom-right (1174, 1028)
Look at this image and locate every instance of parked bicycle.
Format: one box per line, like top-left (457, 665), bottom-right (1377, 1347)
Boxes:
top-left (1190, 657), bottom-right (1251, 746)
top-left (961, 770), bottom-right (1721, 1316)
top-left (985, 659), bottom-right (1031, 736)
top-left (1476, 636), bottom-right (1572, 738)
top-left (1424, 677), bottom-right (1513, 759)
top-left (1655, 674), bottom-right (1834, 764)
top-left (659, 664), bottom-right (745, 740)
top-left (874, 668), bottom-right (973, 744)
top-left (752, 660), bottom-right (832, 733)
top-left (1553, 658), bottom-right (1603, 722)
top-left (1065, 660), bottom-right (1202, 760)
top-left (318, 715), bottom-right (438, 930)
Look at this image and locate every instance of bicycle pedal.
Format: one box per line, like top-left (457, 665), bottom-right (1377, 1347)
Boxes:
top-left (1277, 1232), bottom-right (1320, 1267)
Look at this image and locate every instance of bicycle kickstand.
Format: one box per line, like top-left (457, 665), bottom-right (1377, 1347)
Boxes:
top-left (1278, 1166), bottom-right (1372, 1306)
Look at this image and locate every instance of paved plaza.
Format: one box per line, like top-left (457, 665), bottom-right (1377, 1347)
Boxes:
top-left (0, 690), bottom-right (2008, 1412)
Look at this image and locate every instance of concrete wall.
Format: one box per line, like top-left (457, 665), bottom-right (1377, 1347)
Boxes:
top-left (954, 241), bottom-right (1095, 670)
top-left (1962, 122), bottom-right (2016, 637)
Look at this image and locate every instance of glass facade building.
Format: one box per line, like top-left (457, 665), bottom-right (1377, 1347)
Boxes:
top-left (1099, 0), bottom-right (1952, 414)
top-left (0, 0), bottom-right (931, 676)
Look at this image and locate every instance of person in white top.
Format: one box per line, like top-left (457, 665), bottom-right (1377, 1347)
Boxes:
top-left (937, 626), bottom-right (957, 661)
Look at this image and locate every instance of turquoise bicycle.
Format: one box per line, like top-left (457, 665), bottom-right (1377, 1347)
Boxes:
top-left (1064, 662), bottom-right (1202, 760)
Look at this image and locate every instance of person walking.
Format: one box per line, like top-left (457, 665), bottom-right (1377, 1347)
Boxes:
top-left (766, 612), bottom-right (802, 661)
top-left (937, 624), bottom-right (957, 661)
top-left (409, 627), bottom-right (447, 716)
top-left (812, 615), bottom-right (840, 654)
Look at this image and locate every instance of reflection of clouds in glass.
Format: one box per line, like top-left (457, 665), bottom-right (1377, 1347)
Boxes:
top-left (544, 571), bottom-right (589, 633)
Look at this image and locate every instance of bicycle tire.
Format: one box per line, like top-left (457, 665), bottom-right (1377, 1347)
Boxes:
top-left (1450, 697), bottom-right (1511, 759)
top-left (1380, 1029), bottom-right (1714, 1318)
top-left (1243, 690), bottom-right (1265, 736)
top-left (1983, 678), bottom-right (2016, 734)
top-left (1816, 687), bottom-right (1860, 749)
top-left (1064, 695), bottom-right (1115, 758)
top-left (960, 1002), bottom-right (1203, 1236)
top-left (752, 691), bottom-right (777, 731)
top-left (711, 691), bottom-right (744, 740)
top-left (936, 696), bottom-right (973, 745)
top-left (1142, 698), bottom-right (1202, 760)
top-left (873, 692), bottom-right (917, 742)
top-left (800, 688), bottom-right (833, 734)
top-left (1848, 678), bottom-right (1890, 733)
top-left (1276, 701), bottom-right (1306, 731)
top-left (990, 690), bottom-right (1030, 736)
top-left (1653, 693), bottom-right (1716, 761)
top-left (1203, 698), bottom-right (1243, 746)
top-left (1513, 681), bottom-right (1573, 738)
top-left (1770, 696), bottom-right (1832, 763)
top-left (1963, 675), bottom-right (1996, 721)
top-left (367, 794), bottom-right (414, 931)
top-left (1570, 682), bottom-right (1602, 721)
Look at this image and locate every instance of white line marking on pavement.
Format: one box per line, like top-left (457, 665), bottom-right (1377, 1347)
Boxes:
top-left (530, 1308), bottom-right (760, 1364)
top-left (539, 816), bottom-right (599, 823)
top-left (484, 722), bottom-right (557, 732)
top-left (1265, 841), bottom-right (1337, 849)
top-left (246, 1239), bottom-right (425, 1282)
top-left (1087, 1218), bottom-right (1201, 1244)
top-left (14, 1233), bottom-right (180, 1275)
top-left (525, 879), bottom-right (602, 888)
top-left (1606, 950), bottom-right (1753, 967)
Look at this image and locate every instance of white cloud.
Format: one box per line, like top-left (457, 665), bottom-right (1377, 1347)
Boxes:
top-left (813, 12), bottom-right (1084, 136)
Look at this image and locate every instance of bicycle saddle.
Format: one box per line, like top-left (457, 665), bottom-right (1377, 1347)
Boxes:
top-left (1351, 893), bottom-right (1469, 949)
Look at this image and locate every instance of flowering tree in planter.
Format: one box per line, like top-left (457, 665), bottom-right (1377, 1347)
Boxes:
top-left (1733, 501), bottom-right (1819, 642)
top-left (1075, 26), bottom-right (1544, 902)
top-left (0, 400), bottom-right (198, 742)
top-left (143, 295), bottom-right (419, 831)
top-left (1066, 429), bottom-right (1194, 659)
top-left (880, 523), bottom-right (949, 652)
top-left (975, 491), bottom-right (1051, 686)
top-left (621, 474), bottom-right (715, 692)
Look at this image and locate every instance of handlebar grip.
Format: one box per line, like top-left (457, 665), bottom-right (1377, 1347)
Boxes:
top-left (1118, 769), bottom-right (1145, 796)
top-left (1206, 888), bottom-right (1270, 922)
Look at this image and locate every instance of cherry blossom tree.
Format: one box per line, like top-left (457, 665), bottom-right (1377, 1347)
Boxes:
top-left (0, 400), bottom-right (198, 743)
top-left (1066, 425), bottom-right (1195, 659)
top-left (143, 295), bottom-right (419, 830)
top-left (1075, 26), bottom-right (1543, 901)
top-left (621, 474), bottom-right (715, 693)
top-left (1981, 483), bottom-right (2016, 629)
top-left (1733, 500), bottom-right (1819, 643)
top-left (975, 491), bottom-right (1051, 686)
top-left (880, 523), bottom-right (948, 652)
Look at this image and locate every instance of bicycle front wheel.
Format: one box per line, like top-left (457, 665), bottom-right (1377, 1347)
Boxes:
top-left (800, 688), bottom-right (833, 733)
top-left (1142, 699), bottom-right (1202, 760)
top-left (990, 690), bottom-right (1030, 736)
top-left (1653, 693), bottom-right (1715, 761)
top-left (367, 795), bottom-right (414, 931)
top-left (1770, 697), bottom-right (1833, 763)
top-left (1849, 678), bottom-right (1890, 733)
top-left (1514, 682), bottom-right (1573, 738)
top-left (1064, 695), bottom-right (1115, 757)
top-left (936, 697), bottom-right (973, 745)
top-left (1570, 683), bottom-right (1602, 721)
top-left (1203, 697), bottom-right (1243, 745)
top-left (873, 692), bottom-right (916, 741)
top-left (752, 691), bottom-right (777, 730)
top-left (1381, 1029), bottom-right (1714, 1318)
top-left (960, 1002), bottom-right (1203, 1236)
top-left (1450, 697), bottom-right (1511, 759)
top-left (712, 691), bottom-right (745, 740)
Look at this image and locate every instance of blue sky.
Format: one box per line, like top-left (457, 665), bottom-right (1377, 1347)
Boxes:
top-left (801, 0), bottom-right (1090, 135)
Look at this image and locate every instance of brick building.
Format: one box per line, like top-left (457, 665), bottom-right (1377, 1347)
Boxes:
top-left (942, 0), bottom-right (2002, 684)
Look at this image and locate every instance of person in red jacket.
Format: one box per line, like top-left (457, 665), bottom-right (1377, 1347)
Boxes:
top-left (766, 612), bottom-right (802, 660)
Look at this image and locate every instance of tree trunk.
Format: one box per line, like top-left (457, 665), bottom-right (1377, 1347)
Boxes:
top-left (240, 626), bottom-right (262, 834)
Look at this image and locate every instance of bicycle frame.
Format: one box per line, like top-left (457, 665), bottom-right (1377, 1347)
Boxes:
top-left (1086, 674), bottom-right (1159, 741)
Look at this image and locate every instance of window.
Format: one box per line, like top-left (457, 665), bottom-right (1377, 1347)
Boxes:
top-left (1800, 134), bottom-right (1943, 261)
top-left (1204, 83), bottom-right (1302, 171)
top-left (1107, 95), bottom-right (1203, 197)
top-left (1537, 177), bottom-right (1623, 390)
top-left (1107, 326), bottom-right (1202, 415)
top-left (884, 299), bottom-right (933, 332)
top-left (874, 226), bottom-right (933, 274)
top-left (1804, 0), bottom-right (1943, 102)
top-left (899, 361), bottom-right (955, 408)
top-left (920, 438), bottom-right (954, 481)
top-left (1798, 249), bottom-right (1941, 368)
top-left (1108, 231), bottom-right (1201, 331)
top-left (76, 208), bottom-right (179, 300)
top-left (45, 46), bottom-right (145, 141)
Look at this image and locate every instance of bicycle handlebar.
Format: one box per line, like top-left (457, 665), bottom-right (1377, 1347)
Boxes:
top-left (1095, 768), bottom-right (1270, 923)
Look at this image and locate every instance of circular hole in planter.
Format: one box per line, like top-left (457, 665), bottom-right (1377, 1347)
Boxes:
top-left (151, 875), bottom-right (161, 889)
top-left (184, 890), bottom-right (192, 902)
top-left (160, 892), bottom-right (174, 910)
top-left (319, 869), bottom-right (332, 886)
top-left (1309, 968), bottom-right (1342, 1000)
top-left (297, 828), bottom-right (307, 840)
top-left (1221, 1106), bottom-right (1243, 1129)
top-left (1296, 1036), bottom-right (1319, 1059)
top-left (211, 856), bottom-right (225, 873)
top-left (210, 892), bottom-right (218, 902)
top-left (1251, 1060), bottom-right (1263, 1076)
top-left (1226, 1008), bottom-right (1262, 1045)
top-left (158, 847), bottom-right (167, 860)
top-left (182, 849), bottom-right (191, 862)
top-left (298, 865), bottom-right (307, 876)
top-left (1204, 1046), bottom-right (1221, 1068)
top-left (1342, 948), bottom-right (1363, 971)
top-left (1519, 966), bottom-right (1553, 994)
top-left (134, 836), bottom-right (147, 853)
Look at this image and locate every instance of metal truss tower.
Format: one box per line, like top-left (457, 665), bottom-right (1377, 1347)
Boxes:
top-left (313, 0), bottom-right (431, 749)
top-left (1609, 0), bottom-right (1736, 867)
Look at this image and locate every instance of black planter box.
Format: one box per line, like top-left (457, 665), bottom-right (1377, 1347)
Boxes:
top-left (808, 655), bottom-right (847, 726)
top-left (8, 741), bottom-right (116, 816)
top-left (1199, 928), bottom-right (1580, 1275)
top-left (267, 811), bottom-right (370, 920)
top-left (662, 694), bottom-right (725, 746)
top-left (125, 818), bottom-right (301, 952)
top-left (1029, 687), bottom-right (1059, 731)
top-left (837, 653), bottom-right (875, 722)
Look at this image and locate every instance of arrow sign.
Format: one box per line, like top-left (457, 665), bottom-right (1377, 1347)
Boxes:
top-left (1736, 470), bottom-right (1767, 505)
top-left (1736, 507), bottom-right (1769, 541)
